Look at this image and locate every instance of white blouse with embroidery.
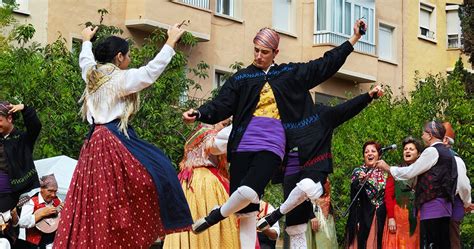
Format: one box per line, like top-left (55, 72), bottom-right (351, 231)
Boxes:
top-left (79, 41), bottom-right (175, 125)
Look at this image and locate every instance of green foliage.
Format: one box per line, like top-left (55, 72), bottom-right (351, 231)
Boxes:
top-left (460, 2), bottom-right (474, 65)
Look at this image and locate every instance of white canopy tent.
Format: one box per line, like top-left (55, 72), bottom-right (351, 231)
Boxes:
top-left (33, 155), bottom-right (77, 200)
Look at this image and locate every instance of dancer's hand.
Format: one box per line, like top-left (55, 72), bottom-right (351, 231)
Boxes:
top-left (166, 23), bottom-right (186, 48)
top-left (349, 19), bottom-right (367, 45)
top-left (82, 26), bottom-right (98, 41)
top-left (388, 218), bottom-right (396, 233)
top-left (8, 104), bottom-right (24, 114)
top-left (369, 85), bottom-right (384, 99)
top-left (182, 109), bottom-right (198, 123)
top-left (310, 217), bottom-right (320, 232)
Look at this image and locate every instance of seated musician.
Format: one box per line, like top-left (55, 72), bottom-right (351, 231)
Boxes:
top-left (18, 174), bottom-right (62, 249)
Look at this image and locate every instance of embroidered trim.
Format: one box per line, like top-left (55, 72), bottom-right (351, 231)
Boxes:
top-left (283, 114), bottom-right (320, 130)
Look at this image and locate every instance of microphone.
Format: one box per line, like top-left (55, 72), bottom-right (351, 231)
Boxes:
top-left (380, 144), bottom-right (397, 153)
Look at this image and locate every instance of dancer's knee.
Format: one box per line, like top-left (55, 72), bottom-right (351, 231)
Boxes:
top-left (296, 178), bottom-right (323, 200)
top-left (236, 185), bottom-right (259, 204)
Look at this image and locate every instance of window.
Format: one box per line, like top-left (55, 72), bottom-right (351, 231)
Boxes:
top-left (419, 2), bottom-right (436, 40)
top-left (2, 0), bottom-right (29, 14)
top-left (216, 0), bottom-right (233, 16)
top-left (71, 38), bottom-right (83, 54)
top-left (378, 24), bottom-right (394, 61)
top-left (273, 0), bottom-right (294, 33)
top-left (446, 5), bottom-right (461, 48)
top-left (178, 0), bottom-right (209, 10)
top-left (214, 71), bottom-right (226, 89)
top-left (313, 92), bottom-right (345, 105)
top-left (315, 0), bottom-right (375, 54)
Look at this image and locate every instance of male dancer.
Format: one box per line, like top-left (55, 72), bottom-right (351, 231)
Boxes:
top-left (183, 20), bottom-right (367, 248)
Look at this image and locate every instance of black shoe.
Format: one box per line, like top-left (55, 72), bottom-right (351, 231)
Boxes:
top-left (192, 207), bottom-right (225, 234)
top-left (256, 208), bottom-right (283, 231)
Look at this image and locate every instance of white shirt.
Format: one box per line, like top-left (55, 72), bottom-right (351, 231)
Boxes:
top-left (18, 194), bottom-right (61, 229)
top-left (79, 41), bottom-right (175, 124)
top-left (209, 125), bottom-right (232, 155)
top-left (389, 142), bottom-right (442, 181)
top-left (455, 156), bottom-right (472, 207)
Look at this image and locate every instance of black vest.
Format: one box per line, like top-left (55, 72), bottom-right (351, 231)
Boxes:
top-left (415, 143), bottom-right (457, 207)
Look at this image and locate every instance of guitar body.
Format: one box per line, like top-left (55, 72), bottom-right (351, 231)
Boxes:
top-left (34, 207), bottom-right (62, 234)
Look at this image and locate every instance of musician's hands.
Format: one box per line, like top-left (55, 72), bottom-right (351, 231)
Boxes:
top-left (310, 217), bottom-right (320, 232)
top-left (11, 208), bottom-right (18, 226)
top-left (182, 109), bottom-right (198, 123)
top-left (375, 160), bottom-right (390, 172)
top-left (388, 218), bottom-right (396, 233)
top-left (39, 206), bottom-right (57, 218)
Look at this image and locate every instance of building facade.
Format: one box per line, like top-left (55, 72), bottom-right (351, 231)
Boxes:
top-left (3, 0), bottom-right (471, 102)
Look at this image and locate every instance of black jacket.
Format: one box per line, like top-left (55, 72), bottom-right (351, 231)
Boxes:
top-left (197, 41), bottom-right (354, 166)
top-left (2, 105), bottom-right (41, 194)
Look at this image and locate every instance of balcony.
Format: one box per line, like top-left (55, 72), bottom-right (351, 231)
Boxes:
top-left (125, 0), bottom-right (212, 41)
top-left (176, 0), bottom-right (210, 10)
top-left (314, 31), bottom-right (375, 55)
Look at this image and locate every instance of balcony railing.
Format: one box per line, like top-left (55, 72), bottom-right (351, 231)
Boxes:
top-left (177, 0), bottom-right (209, 9)
top-left (314, 31), bottom-right (375, 55)
top-left (177, 95), bottom-right (208, 108)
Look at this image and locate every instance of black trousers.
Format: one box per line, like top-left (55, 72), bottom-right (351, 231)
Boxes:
top-left (230, 151), bottom-right (282, 213)
top-left (420, 217), bottom-right (451, 249)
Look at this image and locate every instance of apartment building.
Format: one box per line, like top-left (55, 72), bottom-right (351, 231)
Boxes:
top-left (3, 0), bottom-right (470, 102)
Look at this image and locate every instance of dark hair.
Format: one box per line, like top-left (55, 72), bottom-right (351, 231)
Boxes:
top-left (362, 140), bottom-right (381, 156)
top-left (93, 36), bottom-right (129, 64)
top-left (423, 121), bottom-right (446, 139)
top-left (402, 136), bottom-right (424, 154)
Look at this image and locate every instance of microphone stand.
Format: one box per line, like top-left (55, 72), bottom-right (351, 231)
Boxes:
top-left (342, 151), bottom-right (386, 217)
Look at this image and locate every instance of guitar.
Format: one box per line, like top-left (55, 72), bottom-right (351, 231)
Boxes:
top-left (34, 202), bottom-right (64, 234)
top-left (0, 195), bottom-right (31, 233)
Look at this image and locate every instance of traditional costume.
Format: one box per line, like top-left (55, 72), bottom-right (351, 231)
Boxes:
top-left (381, 172), bottom-right (419, 249)
top-left (345, 166), bottom-right (387, 249)
top-left (192, 27), bottom-right (355, 248)
top-left (54, 41), bottom-right (192, 248)
top-left (163, 124), bottom-right (239, 249)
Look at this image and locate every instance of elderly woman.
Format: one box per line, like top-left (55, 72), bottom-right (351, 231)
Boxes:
top-left (345, 141), bottom-right (387, 249)
top-left (382, 137), bottom-right (423, 249)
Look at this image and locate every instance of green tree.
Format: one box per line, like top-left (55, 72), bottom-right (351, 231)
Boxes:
top-left (460, 1), bottom-right (474, 66)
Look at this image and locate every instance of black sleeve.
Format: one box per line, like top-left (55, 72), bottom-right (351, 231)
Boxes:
top-left (295, 41), bottom-right (354, 90)
top-left (21, 105), bottom-right (42, 147)
top-left (324, 92), bottom-right (373, 128)
top-left (197, 76), bottom-right (239, 124)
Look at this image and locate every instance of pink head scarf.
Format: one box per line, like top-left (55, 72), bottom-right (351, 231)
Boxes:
top-left (0, 101), bottom-right (11, 117)
top-left (40, 174), bottom-right (58, 189)
top-left (253, 28), bottom-right (280, 50)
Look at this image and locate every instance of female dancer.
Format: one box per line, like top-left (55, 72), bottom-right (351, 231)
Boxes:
top-left (55, 24), bottom-right (192, 248)
top-left (163, 120), bottom-right (240, 249)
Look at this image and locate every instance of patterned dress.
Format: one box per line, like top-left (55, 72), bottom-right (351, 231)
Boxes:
top-left (54, 41), bottom-right (192, 248)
